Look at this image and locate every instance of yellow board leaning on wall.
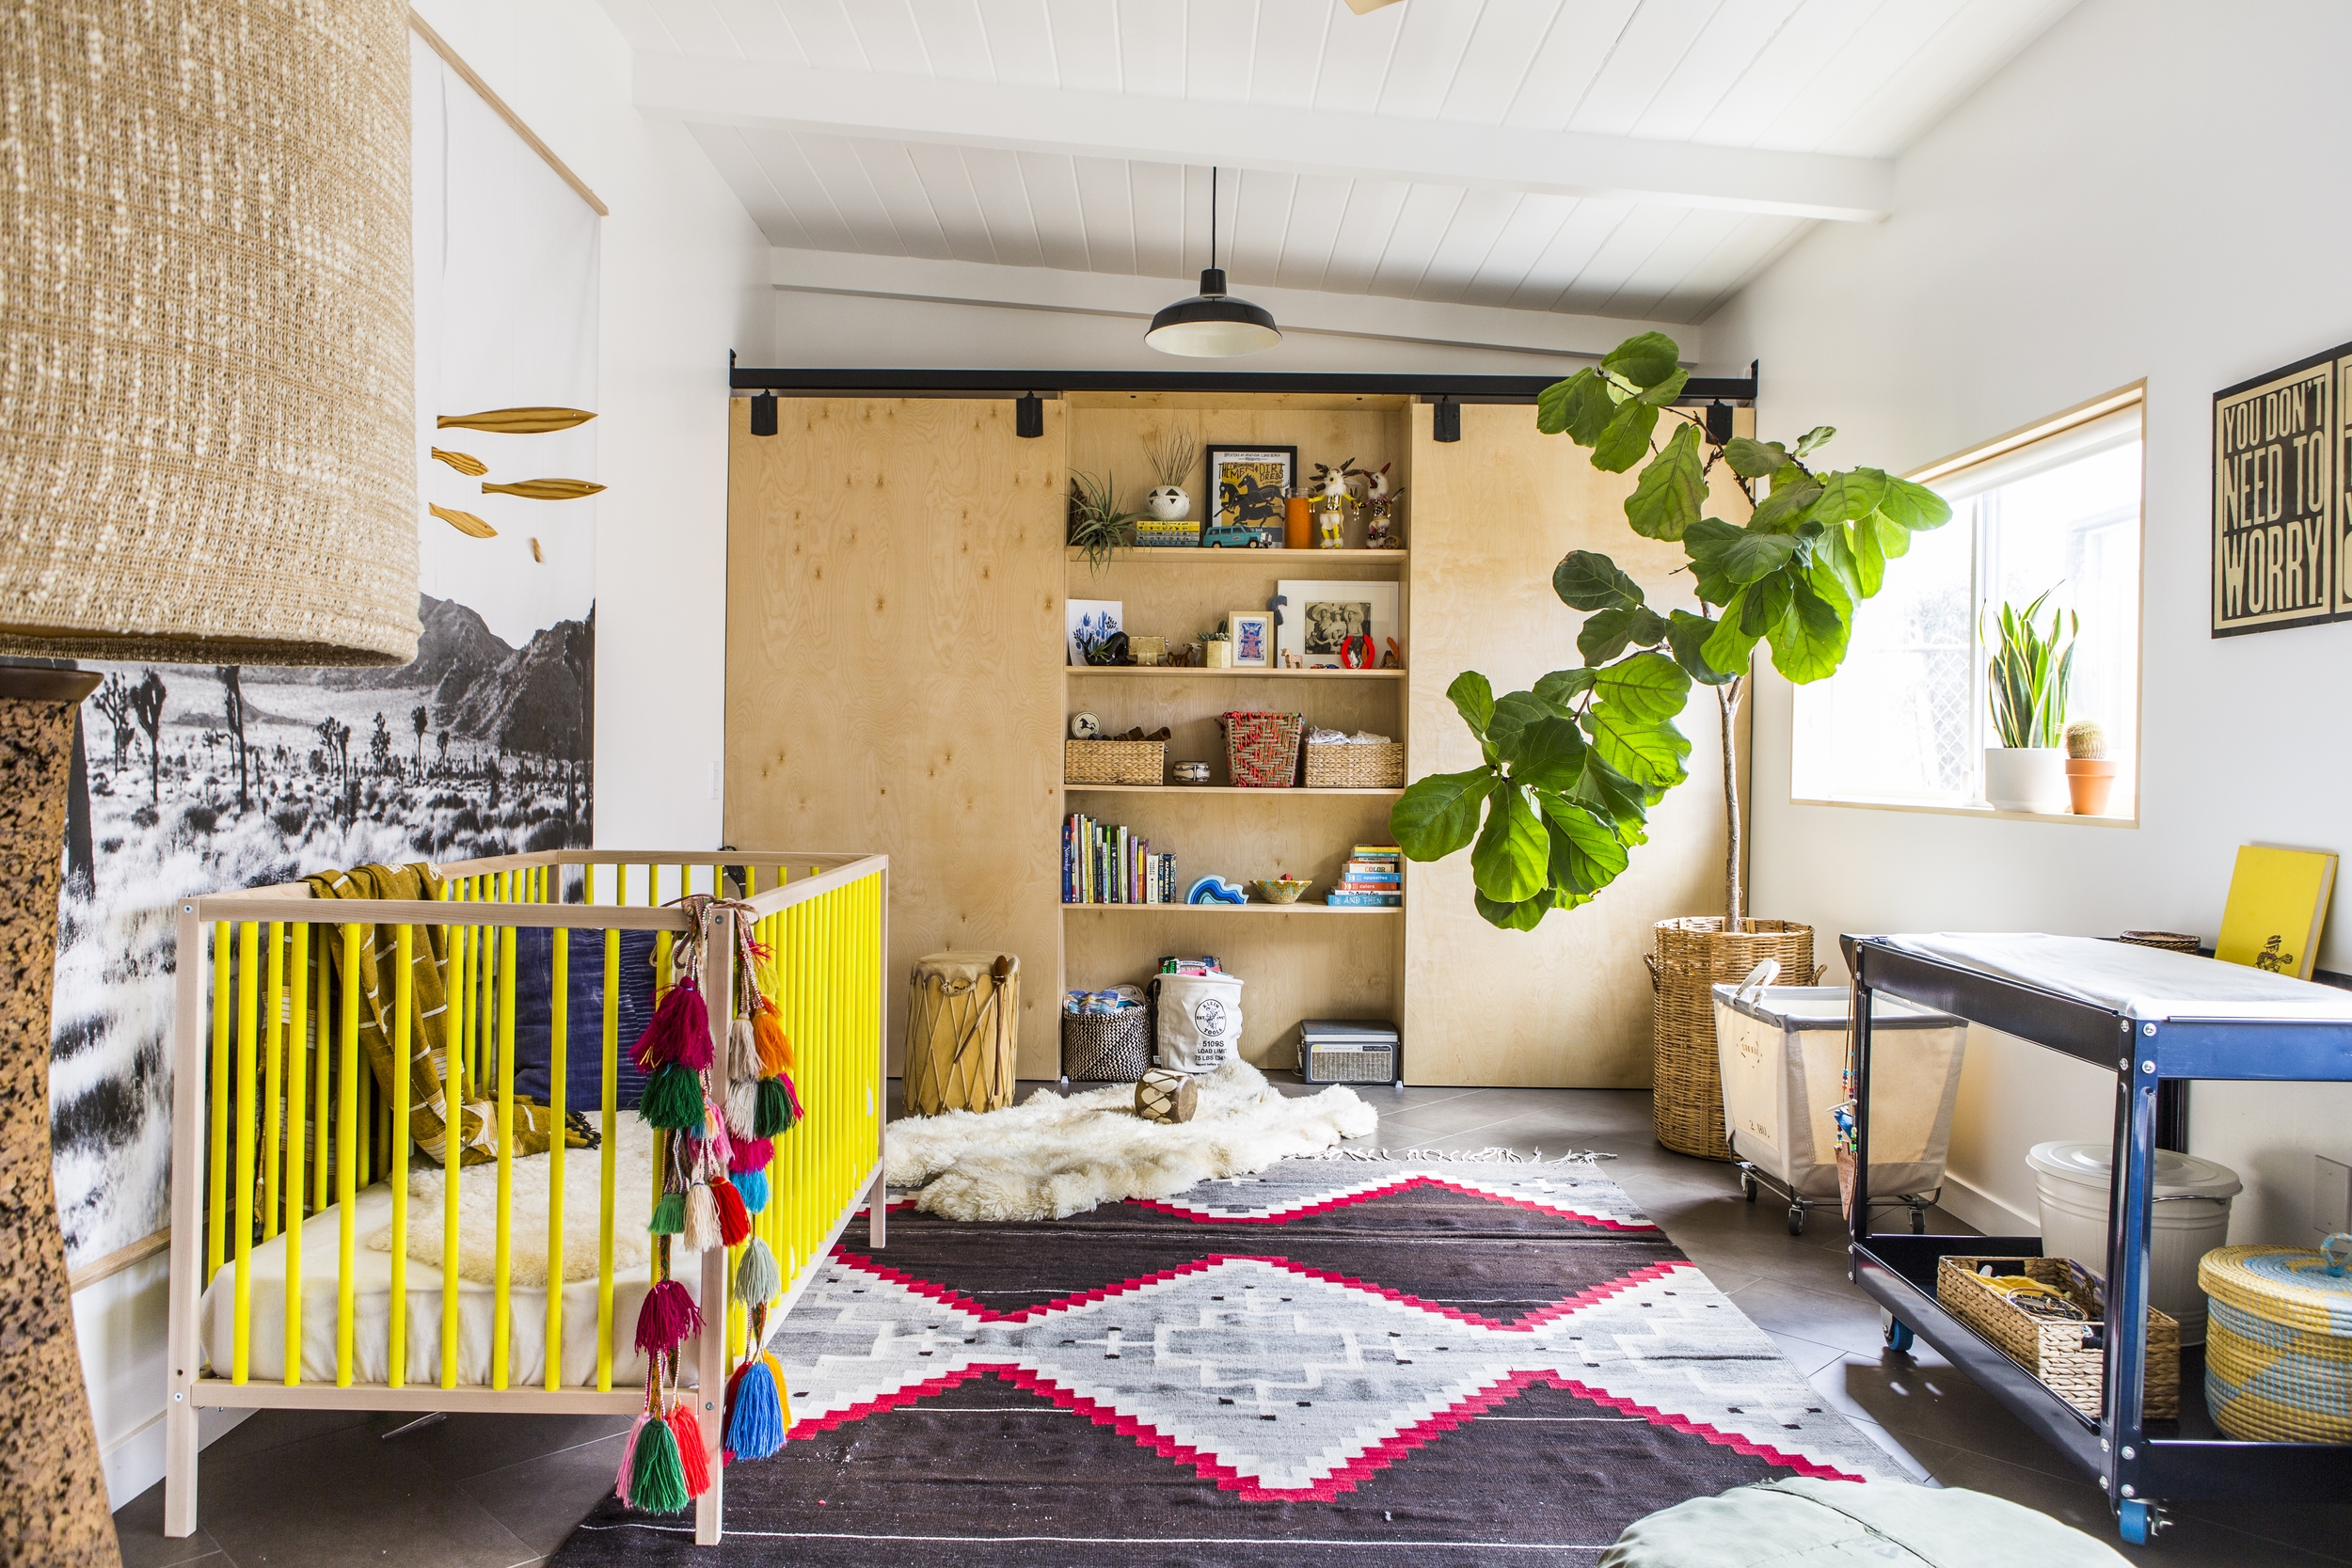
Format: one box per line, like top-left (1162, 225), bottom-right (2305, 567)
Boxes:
top-left (2216, 845), bottom-right (2338, 979)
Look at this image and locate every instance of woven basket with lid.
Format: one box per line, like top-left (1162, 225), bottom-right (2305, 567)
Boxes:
top-left (1647, 917), bottom-right (1815, 1160)
top-left (2202, 1243), bottom-right (2352, 1442)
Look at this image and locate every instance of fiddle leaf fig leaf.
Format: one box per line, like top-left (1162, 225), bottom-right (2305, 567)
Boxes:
top-left (1874, 473), bottom-right (1953, 532)
top-left (1508, 715), bottom-right (1590, 794)
top-left (1724, 436), bottom-right (1789, 478)
top-left (1601, 331), bottom-right (1683, 390)
top-left (1636, 369), bottom-right (1692, 407)
top-left (1701, 596), bottom-right (1763, 677)
top-left (1740, 567), bottom-right (1796, 635)
top-left (1475, 889), bottom-right (1561, 931)
top-left (1534, 667), bottom-right (1597, 707)
top-left (1665, 610), bottom-right (1737, 686)
top-left (1870, 511), bottom-right (1914, 560)
top-left (1470, 783), bottom-right (1549, 903)
top-left (1592, 399), bottom-right (1661, 473)
top-left (1536, 367), bottom-right (1620, 446)
top-left (1793, 424), bottom-right (1836, 458)
top-left (1808, 518), bottom-right (1864, 603)
top-left (1537, 791), bottom-right (1630, 895)
top-left (1812, 467), bottom-right (1890, 524)
top-left (1748, 476), bottom-right (1823, 534)
top-left (1587, 706), bottom-right (1690, 793)
top-left (1487, 689), bottom-right (1573, 764)
top-left (1446, 670), bottom-right (1495, 738)
top-left (1390, 768), bottom-right (1494, 862)
top-left (1577, 605), bottom-right (1669, 666)
top-left (1553, 550), bottom-right (1645, 611)
top-left (1594, 649), bottom-right (1692, 725)
top-left (1687, 523), bottom-right (1798, 587)
top-left (1847, 516), bottom-right (1887, 596)
top-left (1624, 421), bottom-right (1707, 540)
top-left (1567, 751), bottom-right (1650, 841)
top-left (1768, 570), bottom-right (1852, 684)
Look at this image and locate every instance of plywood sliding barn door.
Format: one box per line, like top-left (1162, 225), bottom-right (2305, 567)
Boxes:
top-left (724, 397), bottom-right (1067, 1077)
top-left (1404, 402), bottom-right (1753, 1086)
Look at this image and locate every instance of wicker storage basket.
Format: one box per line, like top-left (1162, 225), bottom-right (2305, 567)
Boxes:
top-left (1065, 739), bottom-right (1166, 786)
top-left (1061, 1006), bottom-right (1152, 1082)
top-left (2201, 1244), bottom-right (2352, 1442)
top-left (1936, 1255), bottom-right (2180, 1419)
top-left (1646, 918), bottom-right (1815, 1160)
top-left (1301, 740), bottom-right (1405, 789)
top-left (1221, 711), bottom-right (1304, 787)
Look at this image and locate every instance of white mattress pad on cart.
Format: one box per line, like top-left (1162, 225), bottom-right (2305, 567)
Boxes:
top-left (1878, 933), bottom-right (2352, 1022)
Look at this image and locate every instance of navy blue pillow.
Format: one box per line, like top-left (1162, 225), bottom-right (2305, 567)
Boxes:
top-left (508, 926), bottom-right (658, 1112)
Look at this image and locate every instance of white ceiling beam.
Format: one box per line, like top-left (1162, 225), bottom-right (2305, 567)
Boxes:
top-left (766, 248), bottom-right (1703, 362)
top-left (636, 53), bottom-right (1893, 224)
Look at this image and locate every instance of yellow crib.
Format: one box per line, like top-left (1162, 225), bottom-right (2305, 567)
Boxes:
top-left (162, 849), bottom-right (889, 1546)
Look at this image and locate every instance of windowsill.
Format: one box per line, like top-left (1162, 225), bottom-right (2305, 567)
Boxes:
top-left (1789, 795), bottom-right (2137, 828)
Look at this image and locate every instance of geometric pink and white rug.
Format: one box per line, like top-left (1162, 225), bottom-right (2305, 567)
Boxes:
top-left (555, 1159), bottom-right (1899, 1564)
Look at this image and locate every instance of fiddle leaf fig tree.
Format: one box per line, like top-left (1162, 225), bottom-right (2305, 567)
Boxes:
top-left (1391, 331), bottom-right (1952, 930)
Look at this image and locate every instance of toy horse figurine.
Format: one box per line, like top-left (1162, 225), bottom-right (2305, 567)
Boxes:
top-left (1359, 463), bottom-right (1405, 549)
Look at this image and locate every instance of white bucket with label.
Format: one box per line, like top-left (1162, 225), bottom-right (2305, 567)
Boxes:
top-left (2026, 1140), bottom-right (2242, 1343)
top-left (1151, 972), bottom-right (1244, 1074)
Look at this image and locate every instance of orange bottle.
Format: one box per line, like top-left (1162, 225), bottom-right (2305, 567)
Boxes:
top-left (1283, 496), bottom-right (1312, 550)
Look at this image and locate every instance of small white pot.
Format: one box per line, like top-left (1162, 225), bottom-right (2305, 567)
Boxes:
top-left (1146, 485), bottom-right (1191, 521)
top-left (1983, 747), bottom-right (2070, 814)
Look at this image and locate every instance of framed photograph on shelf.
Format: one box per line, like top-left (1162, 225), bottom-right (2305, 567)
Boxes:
top-left (1205, 445), bottom-right (1295, 546)
top-left (1067, 598), bottom-right (1123, 666)
top-left (1278, 579), bottom-right (1400, 670)
top-left (1226, 610), bottom-right (1274, 668)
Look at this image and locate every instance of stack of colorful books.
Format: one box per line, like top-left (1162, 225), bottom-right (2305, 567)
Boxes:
top-left (1327, 845), bottom-right (1402, 907)
top-left (1063, 813), bottom-right (1179, 905)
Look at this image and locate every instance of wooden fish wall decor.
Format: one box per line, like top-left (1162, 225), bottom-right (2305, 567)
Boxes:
top-left (430, 503), bottom-right (497, 538)
top-left (481, 478), bottom-right (606, 500)
top-left (430, 447), bottom-right (488, 476)
top-left (436, 406), bottom-right (596, 434)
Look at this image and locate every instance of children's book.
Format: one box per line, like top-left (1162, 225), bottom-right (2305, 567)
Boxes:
top-left (2216, 845), bottom-right (2336, 979)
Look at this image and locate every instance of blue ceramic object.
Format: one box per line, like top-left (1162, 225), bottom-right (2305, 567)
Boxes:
top-left (1186, 876), bottom-right (1248, 905)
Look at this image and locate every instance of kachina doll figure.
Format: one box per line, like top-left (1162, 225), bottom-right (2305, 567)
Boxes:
top-left (1359, 463), bottom-right (1405, 549)
top-left (1308, 459), bottom-right (1355, 547)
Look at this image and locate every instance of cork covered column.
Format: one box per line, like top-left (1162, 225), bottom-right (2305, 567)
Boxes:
top-left (0, 670), bottom-right (117, 1567)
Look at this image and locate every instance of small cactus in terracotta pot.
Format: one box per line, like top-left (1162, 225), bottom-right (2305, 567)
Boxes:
top-left (2062, 720), bottom-right (2118, 815)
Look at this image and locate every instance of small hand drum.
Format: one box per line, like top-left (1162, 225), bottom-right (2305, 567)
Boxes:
top-left (1135, 1066), bottom-right (1199, 1124)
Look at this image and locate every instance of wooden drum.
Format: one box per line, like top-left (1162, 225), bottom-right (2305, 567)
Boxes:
top-left (904, 952), bottom-right (1019, 1117)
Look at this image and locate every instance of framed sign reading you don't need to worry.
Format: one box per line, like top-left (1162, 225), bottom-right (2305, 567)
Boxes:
top-left (2213, 341), bottom-right (2352, 636)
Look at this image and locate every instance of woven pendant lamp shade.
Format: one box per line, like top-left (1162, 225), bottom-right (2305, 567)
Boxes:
top-left (0, 0), bottom-right (421, 666)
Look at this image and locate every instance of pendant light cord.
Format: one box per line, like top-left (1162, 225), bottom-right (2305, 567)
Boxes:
top-left (1210, 166), bottom-right (1218, 272)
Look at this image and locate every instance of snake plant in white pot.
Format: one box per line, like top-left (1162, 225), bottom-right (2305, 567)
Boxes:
top-left (1983, 589), bottom-right (2076, 813)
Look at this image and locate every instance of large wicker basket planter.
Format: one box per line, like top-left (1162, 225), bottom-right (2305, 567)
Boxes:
top-left (1647, 917), bottom-right (1816, 1160)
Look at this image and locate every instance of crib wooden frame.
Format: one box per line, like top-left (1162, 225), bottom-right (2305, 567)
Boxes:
top-left (163, 848), bottom-right (891, 1547)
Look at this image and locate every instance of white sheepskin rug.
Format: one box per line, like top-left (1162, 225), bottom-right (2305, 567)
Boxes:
top-left (367, 1115), bottom-right (656, 1286)
top-left (885, 1057), bottom-right (1377, 1222)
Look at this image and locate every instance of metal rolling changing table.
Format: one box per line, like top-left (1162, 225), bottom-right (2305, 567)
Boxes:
top-left (1841, 933), bottom-right (2352, 1547)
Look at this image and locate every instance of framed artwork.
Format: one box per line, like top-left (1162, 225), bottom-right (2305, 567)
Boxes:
top-left (1067, 598), bottom-right (1122, 666)
top-left (1226, 610), bottom-right (1273, 668)
top-left (1206, 445), bottom-right (1295, 545)
top-left (1278, 578), bottom-right (1400, 670)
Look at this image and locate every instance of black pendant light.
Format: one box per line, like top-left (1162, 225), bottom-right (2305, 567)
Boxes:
top-left (1147, 167), bottom-right (1281, 357)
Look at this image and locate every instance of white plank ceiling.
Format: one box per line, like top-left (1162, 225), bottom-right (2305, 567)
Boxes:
top-left (608, 0), bottom-right (2075, 327)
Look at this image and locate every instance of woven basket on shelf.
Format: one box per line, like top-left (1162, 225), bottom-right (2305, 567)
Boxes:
top-left (1301, 740), bottom-right (1405, 789)
top-left (1061, 1007), bottom-right (1152, 1082)
top-left (2118, 930), bottom-right (2201, 954)
top-left (1065, 739), bottom-right (1166, 785)
top-left (1646, 917), bottom-right (1816, 1161)
top-left (1937, 1255), bottom-right (2179, 1420)
top-left (1221, 711), bottom-right (1304, 788)
top-left (2201, 1243), bottom-right (2352, 1442)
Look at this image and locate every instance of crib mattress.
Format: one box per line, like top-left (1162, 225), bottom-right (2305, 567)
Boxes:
top-left (1880, 933), bottom-right (2352, 1022)
top-left (198, 1184), bottom-right (699, 1390)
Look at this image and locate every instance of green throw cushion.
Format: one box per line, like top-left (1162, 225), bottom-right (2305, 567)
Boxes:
top-left (1601, 1479), bottom-right (2129, 1568)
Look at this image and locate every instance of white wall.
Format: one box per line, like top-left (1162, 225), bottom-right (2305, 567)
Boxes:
top-left (1708, 0), bottom-right (2352, 1239)
top-left (85, 1), bottom-right (773, 1509)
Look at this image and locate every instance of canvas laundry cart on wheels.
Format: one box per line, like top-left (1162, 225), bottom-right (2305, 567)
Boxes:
top-left (1711, 980), bottom-right (1967, 1236)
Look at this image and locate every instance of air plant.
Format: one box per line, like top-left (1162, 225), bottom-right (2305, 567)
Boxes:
top-left (1068, 471), bottom-right (1140, 572)
top-left (1985, 588), bottom-right (2077, 750)
top-left (1143, 429), bottom-right (1199, 493)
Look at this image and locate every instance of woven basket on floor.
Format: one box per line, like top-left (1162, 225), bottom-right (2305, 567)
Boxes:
top-left (1938, 1255), bottom-right (2179, 1420)
top-left (1646, 917), bottom-right (1815, 1161)
top-left (1060, 1006), bottom-right (1152, 1082)
top-left (1065, 739), bottom-right (1166, 785)
top-left (1301, 740), bottom-right (1405, 789)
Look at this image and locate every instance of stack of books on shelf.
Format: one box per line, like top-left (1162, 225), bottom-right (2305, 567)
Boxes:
top-left (1064, 813), bottom-right (1179, 905)
top-left (1327, 845), bottom-right (1402, 907)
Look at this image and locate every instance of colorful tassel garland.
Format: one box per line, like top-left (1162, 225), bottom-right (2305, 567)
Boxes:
top-left (666, 1404), bottom-right (712, 1499)
top-left (713, 1178), bottom-right (752, 1247)
top-left (733, 1167), bottom-right (770, 1213)
top-left (635, 1279), bottom-right (703, 1354)
top-left (754, 1005), bottom-right (793, 1075)
top-left (649, 1190), bottom-right (685, 1235)
top-left (632, 977), bottom-right (711, 1071)
top-left (628, 1409), bottom-right (691, 1513)
top-left (726, 1076), bottom-right (760, 1141)
top-left (728, 1018), bottom-right (759, 1080)
top-left (681, 1181), bottom-right (720, 1253)
top-left (728, 1135), bottom-right (773, 1175)
top-left (614, 1412), bottom-right (647, 1504)
top-left (733, 1235), bottom-right (779, 1304)
top-left (682, 1117), bottom-right (732, 1176)
top-left (639, 1062), bottom-right (706, 1132)
top-left (780, 1070), bottom-right (803, 1121)
top-left (755, 1075), bottom-right (794, 1138)
top-left (723, 1353), bottom-right (789, 1462)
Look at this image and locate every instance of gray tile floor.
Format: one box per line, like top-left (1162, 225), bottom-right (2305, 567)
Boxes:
top-left (113, 1081), bottom-right (2352, 1565)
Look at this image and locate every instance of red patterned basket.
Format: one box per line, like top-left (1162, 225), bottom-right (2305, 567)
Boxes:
top-left (1221, 711), bottom-right (1304, 787)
